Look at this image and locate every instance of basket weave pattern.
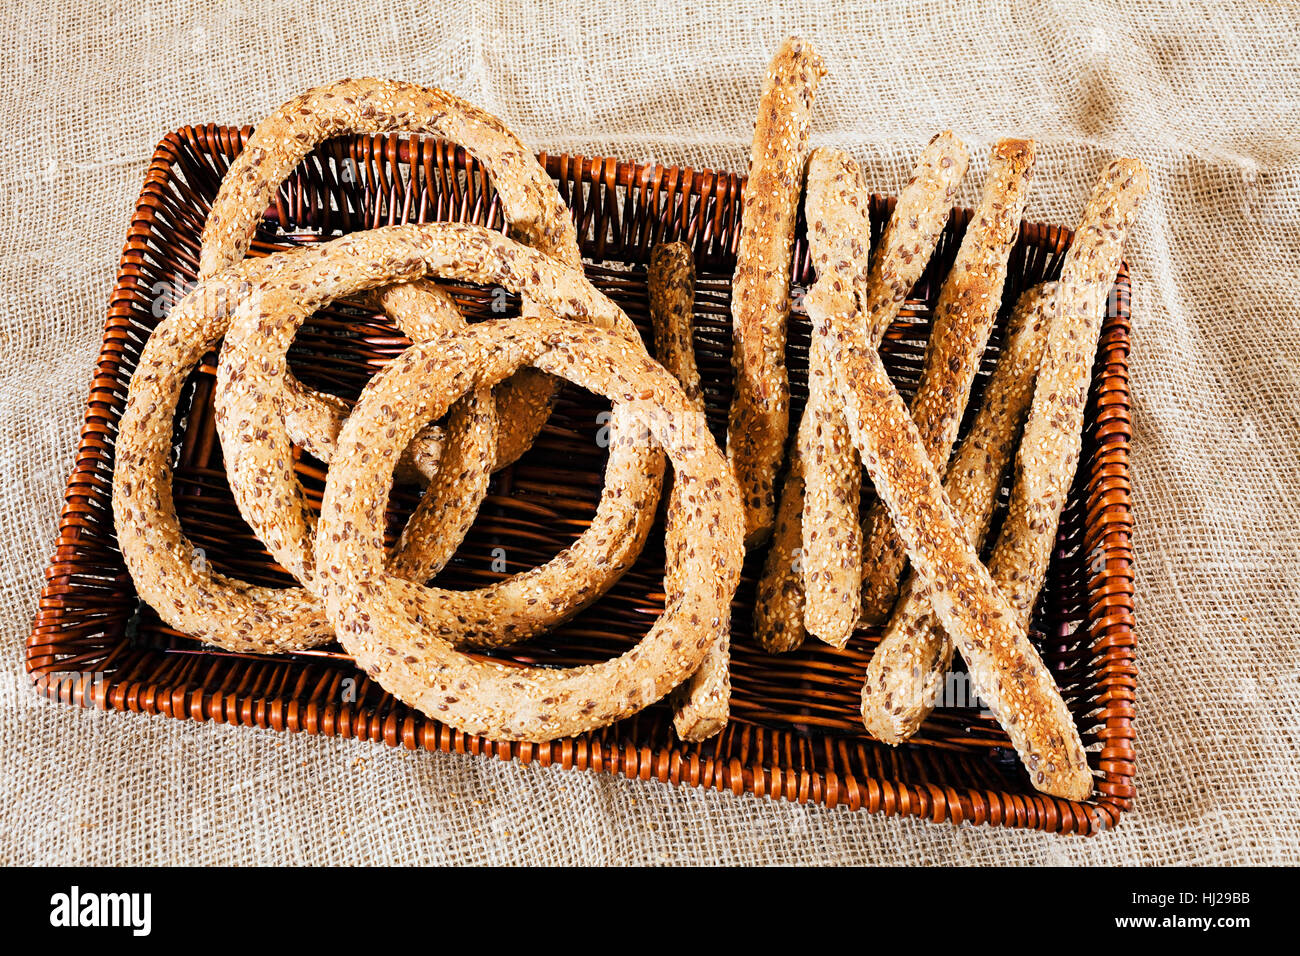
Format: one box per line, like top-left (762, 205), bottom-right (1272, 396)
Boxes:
top-left (26, 126), bottom-right (1135, 834)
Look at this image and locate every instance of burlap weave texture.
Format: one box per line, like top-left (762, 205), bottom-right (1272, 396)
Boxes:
top-left (1, 0), bottom-right (1297, 864)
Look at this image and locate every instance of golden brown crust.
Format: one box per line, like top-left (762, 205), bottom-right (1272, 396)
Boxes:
top-left (115, 224), bottom-right (658, 654)
top-left (987, 159), bottom-right (1149, 628)
top-left (650, 242), bottom-right (729, 741)
top-left (199, 78), bottom-right (583, 478)
top-left (860, 138), bottom-right (1036, 623)
top-left (316, 319), bottom-right (743, 742)
top-left (810, 279), bottom-right (1092, 802)
top-left (277, 301), bottom-right (448, 486)
top-left (861, 283), bottom-right (1057, 743)
top-left (797, 149), bottom-right (874, 647)
top-left (726, 36), bottom-right (826, 547)
top-left (113, 256), bottom-right (335, 654)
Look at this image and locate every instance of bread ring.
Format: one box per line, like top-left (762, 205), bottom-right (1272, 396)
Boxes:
top-left (116, 221), bottom-right (657, 654)
top-left (199, 77), bottom-right (584, 473)
top-left (808, 280), bottom-right (1092, 801)
top-left (114, 252), bottom-right (344, 654)
top-left (649, 242), bottom-right (729, 740)
top-left (112, 251), bottom-right (499, 653)
top-left (215, 222), bottom-right (663, 647)
top-left (859, 138), bottom-right (1036, 624)
top-left (861, 283), bottom-right (1057, 743)
top-left (315, 318), bottom-right (744, 743)
top-left (726, 36), bottom-right (825, 547)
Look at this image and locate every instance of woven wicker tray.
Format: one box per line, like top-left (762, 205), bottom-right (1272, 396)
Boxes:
top-left (27, 126), bottom-right (1135, 834)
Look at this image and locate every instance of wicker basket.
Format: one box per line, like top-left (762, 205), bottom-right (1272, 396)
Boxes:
top-left (26, 126), bottom-right (1136, 834)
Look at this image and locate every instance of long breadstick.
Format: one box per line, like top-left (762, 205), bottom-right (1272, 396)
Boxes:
top-left (753, 450), bottom-right (807, 652)
top-left (859, 139), bottom-right (1036, 623)
top-left (727, 36), bottom-right (825, 547)
top-left (863, 160), bottom-right (1148, 746)
top-left (650, 242), bottom-right (729, 740)
top-left (798, 149), bottom-right (873, 647)
top-left (753, 134), bottom-right (967, 653)
top-left (859, 132), bottom-right (970, 343)
top-left (808, 280), bottom-right (1092, 801)
top-left (861, 282), bottom-right (1057, 743)
top-left (988, 159), bottom-right (1149, 628)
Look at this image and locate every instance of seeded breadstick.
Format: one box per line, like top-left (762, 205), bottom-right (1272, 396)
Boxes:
top-left (988, 159), bottom-right (1148, 629)
top-left (200, 77), bottom-right (583, 474)
top-left (798, 149), bottom-right (874, 647)
top-left (861, 283), bottom-right (1057, 743)
top-left (753, 451), bottom-right (808, 652)
top-left (859, 132), bottom-right (970, 344)
top-left (809, 281), bottom-right (1092, 801)
top-left (649, 243), bottom-right (729, 740)
top-left (648, 243), bottom-right (705, 409)
top-left (859, 139), bottom-right (1036, 624)
top-left (726, 36), bottom-right (825, 547)
top-left (317, 319), bottom-right (743, 743)
top-left (863, 162), bottom-right (1147, 747)
top-left (753, 136), bottom-right (967, 653)
top-left (116, 225), bottom-right (655, 654)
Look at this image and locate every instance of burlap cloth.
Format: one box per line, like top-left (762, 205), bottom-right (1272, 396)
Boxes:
top-left (2, 0), bottom-right (1297, 865)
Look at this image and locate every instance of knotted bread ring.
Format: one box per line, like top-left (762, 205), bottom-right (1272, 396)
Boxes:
top-left (315, 317), bottom-right (743, 741)
top-left (215, 223), bottom-right (663, 647)
top-left (200, 77), bottom-right (584, 474)
top-left (114, 222), bottom-right (664, 654)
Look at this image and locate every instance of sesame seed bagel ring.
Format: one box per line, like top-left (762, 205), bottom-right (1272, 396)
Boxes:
top-left (216, 222), bottom-right (664, 647)
top-left (199, 76), bottom-right (585, 474)
top-left (113, 250), bottom-right (498, 654)
top-left (114, 250), bottom-right (347, 654)
top-left (315, 318), bottom-right (743, 742)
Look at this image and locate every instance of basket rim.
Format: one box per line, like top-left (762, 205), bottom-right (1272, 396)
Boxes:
top-left (26, 124), bottom-right (1136, 836)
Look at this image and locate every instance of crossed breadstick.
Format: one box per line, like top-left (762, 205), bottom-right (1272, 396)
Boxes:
top-left (755, 134), bottom-right (967, 653)
top-left (858, 138), bottom-right (1038, 625)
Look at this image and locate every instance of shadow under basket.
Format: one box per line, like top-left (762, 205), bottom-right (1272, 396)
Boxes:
top-left (28, 126), bottom-right (1136, 835)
